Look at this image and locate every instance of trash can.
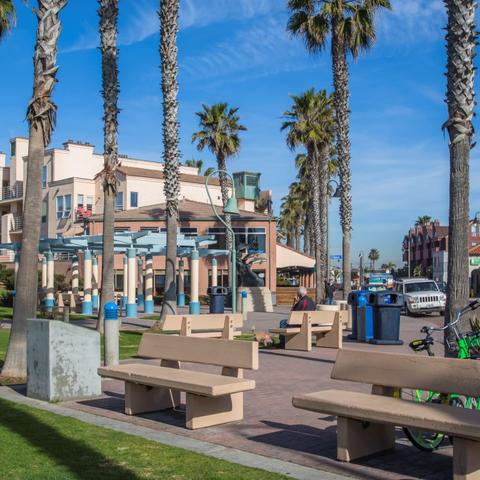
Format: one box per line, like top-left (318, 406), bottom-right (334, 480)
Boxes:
top-left (357, 292), bottom-right (374, 342)
top-left (347, 290), bottom-right (369, 340)
top-left (369, 291), bottom-right (404, 345)
top-left (208, 286), bottom-right (228, 314)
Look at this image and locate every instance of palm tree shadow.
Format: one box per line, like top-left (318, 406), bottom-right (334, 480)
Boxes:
top-left (0, 397), bottom-right (140, 479)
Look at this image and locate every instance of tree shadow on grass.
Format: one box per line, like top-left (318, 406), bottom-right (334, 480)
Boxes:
top-left (0, 398), bottom-right (140, 480)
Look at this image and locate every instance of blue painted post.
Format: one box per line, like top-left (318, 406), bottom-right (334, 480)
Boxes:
top-left (122, 255), bottom-right (128, 310)
top-left (189, 250), bottom-right (200, 314)
top-left (92, 255), bottom-right (99, 310)
top-left (137, 257), bottom-right (145, 310)
top-left (177, 259), bottom-right (185, 306)
top-left (104, 302), bottom-right (119, 366)
top-left (242, 290), bottom-right (248, 322)
top-left (126, 248), bottom-right (137, 318)
top-left (45, 251), bottom-right (55, 311)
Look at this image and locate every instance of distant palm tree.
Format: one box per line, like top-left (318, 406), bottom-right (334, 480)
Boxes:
top-left (97, 0), bottom-right (120, 335)
top-left (185, 158), bottom-right (203, 171)
top-left (368, 248), bottom-right (380, 271)
top-left (444, 0), bottom-right (477, 353)
top-left (203, 166), bottom-right (215, 177)
top-left (415, 215), bottom-right (432, 226)
top-left (192, 103), bottom-right (246, 250)
top-left (287, 0), bottom-right (392, 299)
top-left (0, 0), bottom-right (16, 39)
top-left (2, 0), bottom-right (67, 379)
top-left (157, 0), bottom-right (181, 323)
top-left (282, 89), bottom-right (335, 303)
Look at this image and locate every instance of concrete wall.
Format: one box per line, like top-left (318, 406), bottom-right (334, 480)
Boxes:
top-left (27, 319), bottom-right (101, 402)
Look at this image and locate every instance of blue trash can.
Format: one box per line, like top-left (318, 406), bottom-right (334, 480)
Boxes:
top-left (369, 291), bottom-right (404, 345)
top-left (356, 292), bottom-right (374, 342)
top-left (347, 290), bottom-right (370, 340)
top-left (208, 286), bottom-right (227, 314)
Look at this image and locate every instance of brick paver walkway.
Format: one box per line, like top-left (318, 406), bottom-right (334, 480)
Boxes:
top-left (60, 310), bottom-right (454, 480)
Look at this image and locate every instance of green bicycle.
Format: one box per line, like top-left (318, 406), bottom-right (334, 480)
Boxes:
top-left (403, 299), bottom-right (480, 451)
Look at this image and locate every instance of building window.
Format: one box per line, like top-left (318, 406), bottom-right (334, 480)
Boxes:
top-left (114, 227), bottom-right (130, 233)
top-left (208, 227), bottom-right (227, 249)
top-left (140, 226), bottom-right (159, 232)
top-left (56, 194), bottom-right (71, 219)
top-left (115, 192), bottom-right (124, 211)
top-left (232, 227), bottom-right (266, 253)
top-left (41, 200), bottom-right (47, 224)
top-left (130, 191), bottom-right (138, 208)
top-left (208, 269), bottom-right (229, 288)
top-left (77, 194), bottom-right (84, 207)
top-left (114, 272), bottom-right (124, 291)
top-left (42, 165), bottom-right (48, 189)
top-left (160, 227), bottom-right (198, 238)
top-left (472, 224), bottom-right (478, 236)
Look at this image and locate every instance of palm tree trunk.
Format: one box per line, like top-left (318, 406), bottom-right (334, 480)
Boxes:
top-left (444, 0), bottom-right (476, 355)
top-left (304, 212), bottom-right (310, 255)
top-left (319, 145), bottom-right (329, 295)
top-left (332, 17), bottom-right (352, 300)
top-left (2, 0), bottom-right (66, 379)
top-left (157, 0), bottom-right (180, 324)
top-left (309, 144), bottom-right (324, 304)
top-left (217, 153), bottom-right (233, 250)
top-left (97, 0), bottom-right (119, 334)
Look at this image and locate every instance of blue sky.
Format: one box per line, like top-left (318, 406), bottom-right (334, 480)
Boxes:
top-left (0, 0), bottom-right (478, 266)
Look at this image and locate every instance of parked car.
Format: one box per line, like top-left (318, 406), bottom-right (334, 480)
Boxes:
top-left (393, 278), bottom-right (445, 316)
top-left (436, 281), bottom-right (447, 293)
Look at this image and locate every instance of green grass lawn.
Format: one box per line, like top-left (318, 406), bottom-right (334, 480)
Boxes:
top-left (0, 398), bottom-right (287, 480)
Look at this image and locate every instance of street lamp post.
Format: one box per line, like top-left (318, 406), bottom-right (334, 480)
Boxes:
top-left (205, 170), bottom-right (240, 313)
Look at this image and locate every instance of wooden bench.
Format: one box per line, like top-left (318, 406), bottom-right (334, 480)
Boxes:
top-left (160, 314), bottom-right (243, 339)
top-left (269, 311), bottom-right (343, 351)
top-left (98, 333), bottom-right (258, 429)
top-left (293, 349), bottom-right (480, 480)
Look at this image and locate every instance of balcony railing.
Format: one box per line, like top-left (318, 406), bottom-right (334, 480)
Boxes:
top-left (1, 182), bottom-right (23, 201)
top-left (12, 216), bottom-right (23, 231)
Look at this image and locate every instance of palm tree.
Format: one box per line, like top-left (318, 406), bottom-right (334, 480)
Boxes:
top-left (97, 0), bottom-right (119, 335)
top-left (415, 215), bottom-right (432, 226)
top-left (157, 0), bottom-right (181, 323)
top-left (368, 248), bottom-right (380, 271)
top-left (192, 103), bottom-right (247, 250)
top-left (282, 89), bottom-right (335, 303)
top-left (185, 158), bottom-right (203, 171)
top-left (444, 0), bottom-right (477, 352)
top-left (0, 0), bottom-right (16, 39)
top-left (203, 166), bottom-right (215, 177)
top-left (2, 0), bottom-right (67, 379)
top-left (287, 0), bottom-right (391, 300)
top-left (279, 184), bottom-right (305, 250)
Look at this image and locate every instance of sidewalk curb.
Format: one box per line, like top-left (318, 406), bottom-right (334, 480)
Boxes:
top-left (0, 386), bottom-right (350, 480)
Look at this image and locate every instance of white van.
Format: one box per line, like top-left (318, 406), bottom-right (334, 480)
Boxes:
top-left (393, 278), bottom-right (445, 316)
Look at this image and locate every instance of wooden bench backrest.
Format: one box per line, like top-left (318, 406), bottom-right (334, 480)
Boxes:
top-left (287, 310), bottom-right (337, 326)
top-left (138, 333), bottom-right (258, 370)
top-left (332, 349), bottom-right (480, 398)
top-left (161, 314), bottom-right (243, 331)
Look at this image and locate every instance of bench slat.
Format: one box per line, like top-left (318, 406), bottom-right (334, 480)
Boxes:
top-left (270, 325), bottom-right (334, 335)
top-left (98, 364), bottom-right (255, 397)
top-left (286, 310), bottom-right (337, 326)
top-left (293, 389), bottom-right (480, 441)
top-left (162, 314), bottom-right (243, 331)
top-left (332, 349), bottom-right (480, 398)
top-left (138, 334), bottom-right (258, 370)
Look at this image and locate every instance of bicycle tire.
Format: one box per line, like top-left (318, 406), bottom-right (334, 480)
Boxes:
top-left (401, 389), bottom-right (445, 451)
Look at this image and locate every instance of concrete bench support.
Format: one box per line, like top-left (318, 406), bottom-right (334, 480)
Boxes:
top-left (453, 438), bottom-right (480, 480)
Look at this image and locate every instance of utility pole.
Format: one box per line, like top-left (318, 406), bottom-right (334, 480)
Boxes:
top-left (408, 230), bottom-right (411, 277)
top-left (359, 251), bottom-right (364, 288)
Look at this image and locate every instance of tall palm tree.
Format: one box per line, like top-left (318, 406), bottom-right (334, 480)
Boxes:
top-left (97, 0), bottom-right (119, 335)
top-left (287, 0), bottom-right (391, 299)
top-left (185, 158), bottom-right (203, 171)
top-left (368, 248), bottom-right (380, 271)
top-left (444, 0), bottom-right (477, 352)
top-left (282, 88), bottom-right (335, 303)
top-left (192, 103), bottom-right (247, 251)
top-left (415, 215), bottom-right (432, 226)
top-left (0, 0), bottom-right (16, 39)
top-left (157, 0), bottom-right (181, 323)
top-left (2, 0), bottom-right (67, 379)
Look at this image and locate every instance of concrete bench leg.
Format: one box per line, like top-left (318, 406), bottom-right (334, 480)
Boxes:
top-left (186, 392), bottom-right (243, 429)
top-left (454, 437), bottom-right (480, 480)
top-left (124, 382), bottom-right (181, 415)
top-left (337, 417), bottom-right (395, 462)
top-left (316, 318), bottom-right (343, 349)
top-left (285, 315), bottom-right (312, 351)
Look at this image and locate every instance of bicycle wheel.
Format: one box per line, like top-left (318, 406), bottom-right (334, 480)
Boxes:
top-left (401, 389), bottom-right (445, 451)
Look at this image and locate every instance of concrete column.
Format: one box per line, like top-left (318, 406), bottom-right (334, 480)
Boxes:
top-left (41, 256), bottom-right (47, 292)
top-left (71, 254), bottom-right (79, 295)
top-left (92, 255), bottom-right (99, 310)
top-left (126, 248), bottom-right (137, 318)
top-left (82, 249), bottom-right (93, 315)
top-left (45, 251), bottom-right (54, 310)
top-left (177, 259), bottom-right (185, 306)
top-left (144, 252), bottom-right (154, 313)
top-left (122, 255), bottom-right (128, 309)
top-left (14, 252), bottom-right (20, 287)
top-left (137, 257), bottom-right (144, 310)
top-left (189, 250), bottom-right (200, 314)
top-left (211, 257), bottom-right (218, 287)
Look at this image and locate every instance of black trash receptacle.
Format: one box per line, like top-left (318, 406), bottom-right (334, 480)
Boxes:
top-left (369, 291), bottom-right (404, 345)
top-left (208, 286), bottom-right (228, 314)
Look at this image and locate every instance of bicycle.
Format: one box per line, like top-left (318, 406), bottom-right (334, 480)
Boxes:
top-left (402, 299), bottom-right (480, 451)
